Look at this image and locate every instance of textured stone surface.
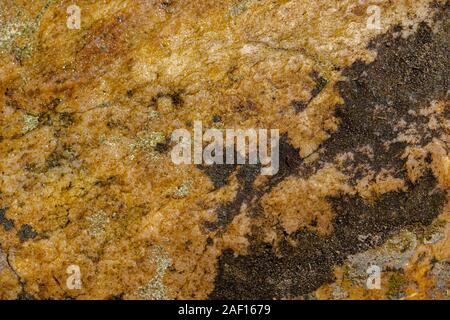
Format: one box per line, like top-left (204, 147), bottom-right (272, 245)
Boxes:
top-left (0, 0), bottom-right (448, 299)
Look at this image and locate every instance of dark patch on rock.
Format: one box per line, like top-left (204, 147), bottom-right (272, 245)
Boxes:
top-left (59, 112), bottom-right (74, 127)
top-left (316, 7), bottom-right (449, 183)
top-left (204, 164), bottom-right (259, 230)
top-left (49, 98), bottom-right (62, 109)
top-left (155, 137), bottom-right (172, 154)
top-left (329, 173), bottom-right (445, 249)
top-left (310, 71), bottom-right (328, 98)
top-left (46, 144), bottom-right (78, 168)
top-left (210, 5), bottom-right (449, 299)
top-left (198, 163), bottom-right (236, 190)
top-left (0, 207), bottom-right (15, 231)
top-left (109, 293), bottom-right (125, 300)
top-left (292, 100), bottom-right (307, 113)
top-left (169, 92), bottom-right (183, 106)
top-left (18, 224), bottom-right (38, 242)
top-left (33, 109), bottom-right (76, 135)
top-left (291, 71), bottom-right (328, 113)
top-left (204, 135), bottom-right (302, 231)
top-left (273, 135), bottom-right (303, 179)
top-left (159, 0), bottom-right (174, 10)
top-left (95, 175), bottom-right (118, 187)
top-left (211, 172), bottom-right (446, 299)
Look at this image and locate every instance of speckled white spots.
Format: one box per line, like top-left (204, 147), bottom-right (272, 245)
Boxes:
top-left (0, 249), bottom-right (7, 273)
top-left (345, 231), bottom-right (418, 282)
top-left (86, 211), bottom-right (110, 237)
top-left (137, 246), bottom-right (172, 300)
top-left (22, 114), bottom-right (39, 134)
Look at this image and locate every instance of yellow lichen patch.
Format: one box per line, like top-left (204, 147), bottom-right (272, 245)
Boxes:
top-left (401, 137), bottom-right (449, 189)
top-left (354, 169), bottom-right (406, 201)
top-left (404, 146), bottom-right (431, 184)
top-left (428, 139), bottom-right (450, 189)
top-left (219, 210), bottom-right (252, 255)
top-left (0, 269), bottom-right (20, 300)
top-left (261, 165), bottom-right (351, 235)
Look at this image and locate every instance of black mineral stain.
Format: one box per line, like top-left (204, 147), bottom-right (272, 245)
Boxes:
top-left (292, 100), bottom-right (307, 113)
top-left (18, 224), bottom-right (38, 242)
top-left (316, 6), bottom-right (449, 182)
top-left (198, 144), bottom-right (237, 190)
top-left (199, 163), bottom-right (236, 190)
top-left (211, 172), bottom-right (446, 299)
top-left (0, 207), bottom-right (14, 231)
top-left (204, 164), bottom-right (260, 230)
top-left (203, 135), bottom-right (302, 231)
top-left (210, 4), bottom-right (449, 299)
top-left (292, 71), bottom-right (328, 113)
top-left (310, 71), bottom-right (328, 98)
top-left (155, 137), bottom-right (172, 154)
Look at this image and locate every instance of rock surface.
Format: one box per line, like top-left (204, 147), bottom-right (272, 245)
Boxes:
top-left (0, 0), bottom-right (448, 299)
